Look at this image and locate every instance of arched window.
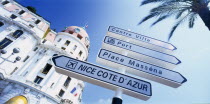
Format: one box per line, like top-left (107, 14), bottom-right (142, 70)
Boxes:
top-left (0, 21), bottom-right (4, 27)
top-left (69, 30), bottom-right (74, 34)
top-left (12, 30), bottom-right (23, 39)
top-left (10, 14), bottom-right (17, 19)
top-left (0, 38), bottom-right (12, 49)
top-left (63, 77), bottom-right (71, 88)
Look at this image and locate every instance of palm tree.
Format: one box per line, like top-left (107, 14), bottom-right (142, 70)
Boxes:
top-left (26, 6), bottom-right (37, 14)
top-left (138, 0), bottom-right (210, 40)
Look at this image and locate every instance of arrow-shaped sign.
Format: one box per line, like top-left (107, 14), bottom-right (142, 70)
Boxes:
top-left (97, 49), bottom-right (187, 88)
top-left (102, 36), bottom-right (181, 69)
top-left (107, 26), bottom-right (176, 54)
top-left (52, 55), bottom-right (152, 100)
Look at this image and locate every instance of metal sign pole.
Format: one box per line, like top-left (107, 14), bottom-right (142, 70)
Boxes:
top-left (112, 52), bottom-right (127, 104)
top-left (112, 97), bottom-right (123, 104)
top-left (112, 67), bottom-right (126, 104)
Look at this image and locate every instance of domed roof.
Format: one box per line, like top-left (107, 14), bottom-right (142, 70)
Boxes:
top-left (63, 26), bottom-right (89, 38)
top-left (5, 96), bottom-right (28, 104)
top-left (62, 26), bottom-right (90, 48)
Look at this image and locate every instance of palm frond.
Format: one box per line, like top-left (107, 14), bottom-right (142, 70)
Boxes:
top-left (168, 13), bottom-right (191, 40)
top-left (141, 0), bottom-right (165, 6)
top-left (168, 23), bottom-right (180, 41)
top-left (141, 0), bottom-right (193, 6)
top-left (139, 1), bottom-right (192, 25)
top-left (138, 13), bottom-right (156, 25)
top-left (139, 0), bottom-right (201, 41)
top-left (176, 8), bottom-right (188, 19)
top-left (150, 2), bottom-right (190, 17)
top-left (188, 12), bottom-right (197, 28)
top-left (151, 15), bottom-right (170, 26)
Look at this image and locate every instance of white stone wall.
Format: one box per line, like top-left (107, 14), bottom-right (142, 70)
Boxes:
top-left (54, 32), bottom-right (88, 60)
top-left (0, 0), bottom-right (89, 103)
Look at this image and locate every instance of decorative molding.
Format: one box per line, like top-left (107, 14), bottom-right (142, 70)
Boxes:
top-left (36, 93), bottom-right (42, 99)
top-left (24, 88), bottom-right (30, 94)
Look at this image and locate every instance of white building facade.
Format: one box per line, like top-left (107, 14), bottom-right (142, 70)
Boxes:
top-left (0, 0), bottom-right (90, 104)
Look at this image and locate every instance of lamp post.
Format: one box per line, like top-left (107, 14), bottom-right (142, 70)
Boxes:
top-left (0, 48), bottom-right (21, 64)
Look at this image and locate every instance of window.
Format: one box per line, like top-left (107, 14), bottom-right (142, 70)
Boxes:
top-left (69, 31), bottom-right (74, 34)
top-left (35, 20), bottom-right (41, 24)
top-left (57, 38), bottom-right (62, 42)
top-left (42, 39), bottom-right (47, 43)
top-left (61, 47), bottom-right (66, 50)
top-left (64, 40), bottom-right (70, 46)
top-left (74, 28), bottom-right (80, 33)
top-left (0, 38), bottom-right (12, 49)
top-left (12, 30), bottom-right (23, 39)
top-left (10, 14), bottom-right (17, 19)
top-left (34, 76), bottom-right (43, 84)
top-left (63, 77), bottom-right (71, 88)
top-left (2, 1), bottom-right (9, 5)
top-left (18, 10), bottom-right (25, 15)
top-left (29, 24), bottom-right (34, 28)
top-left (58, 89), bottom-right (65, 97)
top-left (77, 34), bottom-right (83, 40)
top-left (0, 21), bottom-right (4, 27)
top-left (85, 37), bottom-right (89, 43)
top-left (23, 56), bottom-right (30, 62)
top-left (73, 45), bottom-right (77, 51)
top-left (33, 47), bottom-right (38, 51)
top-left (42, 63), bottom-right (52, 74)
top-left (86, 45), bottom-right (89, 49)
top-left (78, 51), bottom-right (83, 57)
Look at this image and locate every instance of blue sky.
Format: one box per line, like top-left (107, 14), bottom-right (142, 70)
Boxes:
top-left (17, 0), bottom-right (210, 104)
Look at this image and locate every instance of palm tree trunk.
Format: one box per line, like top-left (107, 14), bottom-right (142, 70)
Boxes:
top-left (198, 7), bottom-right (210, 30)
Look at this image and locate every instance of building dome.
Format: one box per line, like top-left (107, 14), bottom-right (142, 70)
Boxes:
top-left (5, 96), bottom-right (28, 104)
top-left (62, 26), bottom-right (90, 49)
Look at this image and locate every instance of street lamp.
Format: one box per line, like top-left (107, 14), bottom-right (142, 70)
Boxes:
top-left (0, 48), bottom-right (21, 64)
top-left (12, 48), bottom-right (20, 54)
top-left (0, 49), bottom-right (7, 54)
top-left (14, 56), bottom-right (21, 63)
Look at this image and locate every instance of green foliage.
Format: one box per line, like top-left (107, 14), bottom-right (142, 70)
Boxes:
top-left (139, 0), bottom-right (209, 41)
top-left (26, 6), bottom-right (37, 14)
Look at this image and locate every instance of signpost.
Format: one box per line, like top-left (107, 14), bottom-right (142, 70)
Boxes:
top-left (52, 26), bottom-right (186, 104)
top-left (107, 26), bottom-right (176, 54)
top-left (103, 36), bottom-right (181, 69)
top-left (97, 49), bottom-right (187, 88)
top-left (95, 26), bottom-right (187, 104)
top-left (52, 55), bottom-right (152, 100)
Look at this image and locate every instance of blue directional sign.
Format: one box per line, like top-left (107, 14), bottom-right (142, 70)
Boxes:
top-left (103, 36), bottom-right (181, 69)
top-left (97, 49), bottom-right (187, 88)
top-left (52, 55), bottom-right (152, 100)
top-left (107, 26), bottom-right (176, 53)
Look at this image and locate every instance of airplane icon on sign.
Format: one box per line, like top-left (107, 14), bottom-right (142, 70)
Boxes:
top-left (66, 60), bottom-right (78, 69)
